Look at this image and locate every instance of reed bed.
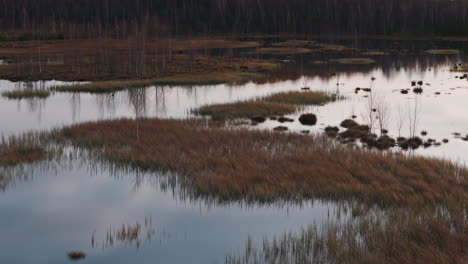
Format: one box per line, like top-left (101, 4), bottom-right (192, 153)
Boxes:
top-left (54, 118), bottom-right (468, 207)
top-left (195, 91), bottom-right (336, 120)
top-left (1, 89), bottom-right (50, 99)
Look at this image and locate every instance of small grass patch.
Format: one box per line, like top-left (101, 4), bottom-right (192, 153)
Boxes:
top-left (195, 101), bottom-right (296, 120)
top-left (361, 50), bottom-right (386, 55)
top-left (271, 40), bottom-right (315, 47)
top-left (264, 91), bottom-right (338, 105)
top-left (194, 91), bottom-right (336, 120)
top-left (2, 89), bottom-right (50, 99)
top-left (426, 49), bottom-right (459, 55)
top-left (316, 43), bottom-right (355, 52)
top-left (52, 72), bottom-right (263, 93)
top-left (332, 58), bottom-right (375, 64)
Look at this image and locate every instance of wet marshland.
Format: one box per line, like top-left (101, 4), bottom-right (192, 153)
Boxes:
top-left (2, 38), bottom-right (468, 263)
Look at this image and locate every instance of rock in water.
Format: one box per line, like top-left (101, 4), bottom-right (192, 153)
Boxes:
top-left (299, 114), bottom-right (317, 125)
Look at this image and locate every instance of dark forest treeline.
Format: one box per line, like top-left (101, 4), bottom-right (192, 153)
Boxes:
top-left (1, 0), bottom-right (468, 39)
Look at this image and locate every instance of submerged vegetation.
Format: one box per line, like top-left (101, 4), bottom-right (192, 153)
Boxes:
top-left (53, 118), bottom-right (468, 207)
top-left (195, 91), bottom-right (337, 120)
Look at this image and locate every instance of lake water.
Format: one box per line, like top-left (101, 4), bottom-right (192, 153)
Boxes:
top-left (1, 40), bottom-right (468, 263)
top-left (0, 156), bottom-right (343, 264)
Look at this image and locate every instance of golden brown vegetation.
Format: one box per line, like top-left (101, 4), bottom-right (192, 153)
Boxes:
top-left (55, 118), bottom-right (468, 207)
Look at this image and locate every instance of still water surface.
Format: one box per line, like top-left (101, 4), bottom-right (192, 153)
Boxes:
top-left (0, 158), bottom-right (341, 263)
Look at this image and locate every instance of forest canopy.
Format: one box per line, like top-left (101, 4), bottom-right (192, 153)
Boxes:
top-left (1, 0), bottom-right (468, 38)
